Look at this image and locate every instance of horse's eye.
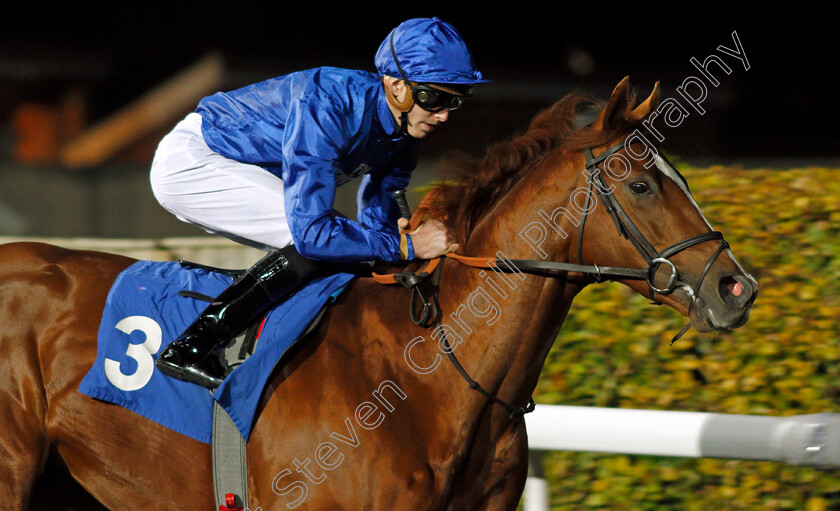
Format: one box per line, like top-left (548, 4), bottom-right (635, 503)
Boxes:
top-left (630, 182), bottom-right (650, 195)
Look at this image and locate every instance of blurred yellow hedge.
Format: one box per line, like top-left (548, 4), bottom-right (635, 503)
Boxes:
top-left (532, 166), bottom-right (840, 510)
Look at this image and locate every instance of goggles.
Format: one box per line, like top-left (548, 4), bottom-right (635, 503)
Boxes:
top-left (409, 83), bottom-right (473, 112)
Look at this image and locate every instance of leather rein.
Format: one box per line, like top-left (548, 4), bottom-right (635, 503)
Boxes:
top-left (373, 140), bottom-right (731, 419)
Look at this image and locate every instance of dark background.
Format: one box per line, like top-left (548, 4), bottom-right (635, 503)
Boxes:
top-left (2, 3), bottom-right (837, 161)
top-left (0, 3), bottom-right (837, 239)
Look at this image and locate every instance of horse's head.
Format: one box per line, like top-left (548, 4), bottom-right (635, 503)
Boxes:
top-left (436, 77), bottom-right (757, 336)
top-left (569, 76), bottom-right (758, 334)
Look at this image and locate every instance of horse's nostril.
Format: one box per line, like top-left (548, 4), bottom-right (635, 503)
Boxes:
top-left (719, 275), bottom-right (750, 307)
top-left (727, 278), bottom-right (745, 297)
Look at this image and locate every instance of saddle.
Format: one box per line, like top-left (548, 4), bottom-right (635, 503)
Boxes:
top-left (79, 258), bottom-right (354, 510)
top-left (176, 259), bottom-right (333, 372)
top-left (177, 259), bottom-right (345, 510)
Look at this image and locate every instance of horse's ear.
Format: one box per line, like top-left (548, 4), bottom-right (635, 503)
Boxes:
top-left (593, 76), bottom-right (631, 132)
top-left (630, 81), bottom-right (661, 122)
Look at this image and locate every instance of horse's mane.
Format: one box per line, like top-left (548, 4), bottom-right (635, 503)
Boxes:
top-left (433, 91), bottom-right (644, 244)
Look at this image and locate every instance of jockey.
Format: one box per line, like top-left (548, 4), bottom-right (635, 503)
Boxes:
top-left (149, 17), bottom-right (488, 389)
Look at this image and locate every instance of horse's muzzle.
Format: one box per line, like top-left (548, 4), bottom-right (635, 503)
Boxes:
top-left (692, 272), bottom-right (759, 332)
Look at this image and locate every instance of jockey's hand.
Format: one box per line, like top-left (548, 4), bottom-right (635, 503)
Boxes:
top-left (398, 218), bottom-right (459, 259)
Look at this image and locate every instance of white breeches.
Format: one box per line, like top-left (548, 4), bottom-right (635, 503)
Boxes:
top-left (150, 113), bottom-right (294, 252)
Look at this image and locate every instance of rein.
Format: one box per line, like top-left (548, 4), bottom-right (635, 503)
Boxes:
top-left (373, 141), bottom-right (731, 418)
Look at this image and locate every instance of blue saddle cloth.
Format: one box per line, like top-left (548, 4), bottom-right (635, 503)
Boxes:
top-left (79, 260), bottom-right (354, 444)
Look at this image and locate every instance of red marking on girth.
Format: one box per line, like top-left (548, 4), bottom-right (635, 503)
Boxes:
top-left (219, 493), bottom-right (243, 511)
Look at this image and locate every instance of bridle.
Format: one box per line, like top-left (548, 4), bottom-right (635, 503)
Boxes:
top-left (576, 142), bottom-right (731, 335)
top-left (454, 140), bottom-right (732, 341)
top-left (380, 139), bottom-right (733, 418)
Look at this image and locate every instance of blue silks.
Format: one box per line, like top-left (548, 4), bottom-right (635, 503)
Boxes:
top-left (196, 67), bottom-right (418, 264)
top-left (192, 19), bottom-right (486, 265)
top-left (79, 260), bottom-right (353, 444)
top-left (375, 17), bottom-right (490, 85)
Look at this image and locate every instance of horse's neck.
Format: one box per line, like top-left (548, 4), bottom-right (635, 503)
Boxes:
top-left (437, 156), bottom-right (585, 417)
top-left (463, 151), bottom-right (583, 265)
top-left (437, 260), bottom-right (579, 413)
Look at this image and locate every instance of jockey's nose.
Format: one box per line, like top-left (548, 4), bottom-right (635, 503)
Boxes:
top-left (435, 109), bottom-right (450, 122)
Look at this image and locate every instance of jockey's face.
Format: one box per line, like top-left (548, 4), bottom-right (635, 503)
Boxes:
top-left (404, 102), bottom-right (450, 138)
top-left (385, 77), bottom-right (452, 139)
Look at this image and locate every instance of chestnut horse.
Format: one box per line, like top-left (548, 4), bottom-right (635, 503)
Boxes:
top-left (0, 78), bottom-right (757, 510)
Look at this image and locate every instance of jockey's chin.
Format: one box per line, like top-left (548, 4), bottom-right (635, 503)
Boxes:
top-left (405, 106), bottom-right (449, 139)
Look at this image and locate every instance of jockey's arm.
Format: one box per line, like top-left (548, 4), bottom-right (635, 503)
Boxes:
top-left (357, 165), bottom-right (415, 261)
top-left (357, 165), bottom-right (459, 260)
top-left (281, 93), bottom-right (407, 263)
top-left (283, 161), bottom-right (406, 263)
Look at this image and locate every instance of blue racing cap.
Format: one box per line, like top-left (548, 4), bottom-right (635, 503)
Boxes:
top-left (375, 17), bottom-right (490, 85)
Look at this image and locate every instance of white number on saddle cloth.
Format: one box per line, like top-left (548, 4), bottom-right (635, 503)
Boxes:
top-left (104, 315), bottom-right (162, 391)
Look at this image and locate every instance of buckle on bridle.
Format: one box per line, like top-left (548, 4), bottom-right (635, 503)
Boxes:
top-left (394, 271), bottom-right (425, 289)
top-left (647, 257), bottom-right (679, 294)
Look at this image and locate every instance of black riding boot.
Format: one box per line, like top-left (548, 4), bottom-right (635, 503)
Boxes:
top-left (156, 246), bottom-right (329, 389)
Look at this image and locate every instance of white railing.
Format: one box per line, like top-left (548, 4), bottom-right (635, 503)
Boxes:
top-left (522, 405), bottom-right (840, 511)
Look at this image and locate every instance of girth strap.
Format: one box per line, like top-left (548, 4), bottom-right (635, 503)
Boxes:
top-left (212, 402), bottom-right (249, 510)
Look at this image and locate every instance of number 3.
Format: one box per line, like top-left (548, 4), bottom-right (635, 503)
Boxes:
top-left (104, 316), bottom-right (162, 391)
